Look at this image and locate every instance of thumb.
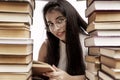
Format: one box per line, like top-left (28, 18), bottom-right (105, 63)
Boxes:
top-left (52, 65), bottom-right (59, 71)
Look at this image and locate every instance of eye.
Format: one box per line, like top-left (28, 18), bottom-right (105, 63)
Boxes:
top-left (47, 23), bottom-right (54, 27)
top-left (57, 18), bottom-right (64, 24)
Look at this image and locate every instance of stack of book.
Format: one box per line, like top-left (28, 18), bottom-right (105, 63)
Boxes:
top-left (85, 0), bottom-right (120, 80)
top-left (0, 0), bottom-right (35, 80)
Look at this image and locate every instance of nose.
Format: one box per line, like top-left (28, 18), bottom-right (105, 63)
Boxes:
top-left (53, 24), bottom-right (60, 31)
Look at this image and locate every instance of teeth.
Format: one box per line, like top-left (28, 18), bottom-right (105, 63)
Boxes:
top-left (57, 32), bottom-right (62, 36)
top-left (58, 33), bottom-right (61, 35)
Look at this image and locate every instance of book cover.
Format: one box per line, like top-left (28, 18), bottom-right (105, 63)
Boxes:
top-left (87, 22), bottom-right (120, 33)
top-left (101, 64), bottom-right (120, 79)
top-left (0, 70), bottom-right (31, 80)
top-left (85, 36), bottom-right (120, 47)
top-left (86, 1), bottom-right (120, 17)
top-left (86, 62), bottom-right (100, 75)
top-left (100, 48), bottom-right (120, 59)
top-left (0, 62), bottom-right (32, 72)
top-left (88, 47), bottom-right (101, 56)
top-left (0, 54), bottom-right (32, 64)
top-left (0, 39), bottom-right (33, 55)
top-left (98, 70), bottom-right (115, 80)
top-left (89, 30), bottom-right (120, 37)
top-left (88, 11), bottom-right (120, 24)
top-left (85, 70), bottom-right (98, 80)
top-left (0, 0), bottom-right (35, 10)
top-left (101, 55), bottom-right (120, 69)
top-left (0, 22), bottom-right (29, 29)
top-left (85, 55), bottom-right (100, 63)
top-left (0, 1), bottom-right (33, 17)
top-left (0, 12), bottom-right (32, 25)
top-left (32, 60), bottom-right (55, 75)
top-left (0, 28), bottom-right (30, 38)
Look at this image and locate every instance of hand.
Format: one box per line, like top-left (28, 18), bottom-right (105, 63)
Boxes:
top-left (43, 65), bottom-right (72, 80)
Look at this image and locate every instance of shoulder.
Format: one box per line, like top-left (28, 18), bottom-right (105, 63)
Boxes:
top-left (38, 39), bottom-right (48, 61)
top-left (79, 33), bottom-right (88, 58)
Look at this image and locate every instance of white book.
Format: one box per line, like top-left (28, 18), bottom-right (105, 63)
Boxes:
top-left (0, 62), bottom-right (32, 72)
top-left (0, 38), bottom-right (33, 44)
top-left (0, 39), bottom-right (33, 55)
top-left (85, 36), bottom-right (120, 47)
top-left (0, 12), bottom-right (32, 25)
top-left (85, 1), bottom-right (120, 17)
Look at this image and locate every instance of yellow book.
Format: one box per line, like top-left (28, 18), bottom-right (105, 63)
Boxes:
top-left (0, 54), bottom-right (32, 64)
top-left (0, 12), bottom-right (32, 25)
top-left (0, 70), bottom-right (31, 80)
top-left (32, 61), bottom-right (55, 76)
top-left (0, 28), bottom-right (30, 38)
top-left (88, 11), bottom-right (120, 24)
top-left (0, 39), bottom-right (33, 55)
top-left (0, 1), bottom-right (33, 16)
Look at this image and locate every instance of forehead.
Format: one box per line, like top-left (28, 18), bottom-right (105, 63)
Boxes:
top-left (45, 10), bottom-right (63, 22)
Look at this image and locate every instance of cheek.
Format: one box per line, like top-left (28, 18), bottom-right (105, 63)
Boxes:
top-left (51, 31), bottom-right (57, 37)
top-left (63, 26), bottom-right (66, 31)
top-left (63, 24), bottom-right (66, 31)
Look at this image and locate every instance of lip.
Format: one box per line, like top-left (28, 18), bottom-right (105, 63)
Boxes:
top-left (56, 31), bottom-right (65, 37)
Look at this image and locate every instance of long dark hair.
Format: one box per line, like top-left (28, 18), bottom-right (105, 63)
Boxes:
top-left (43, 0), bottom-right (87, 75)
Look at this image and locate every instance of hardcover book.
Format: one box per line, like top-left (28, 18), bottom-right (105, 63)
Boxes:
top-left (0, 12), bottom-right (32, 25)
top-left (85, 70), bottom-right (98, 80)
top-left (0, 71), bottom-right (31, 80)
top-left (32, 60), bottom-right (55, 76)
top-left (101, 64), bottom-right (120, 79)
top-left (0, 54), bottom-right (32, 64)
top-left (101, 55), bottom-right (120, 69)
top-left (85, 36), bottom-right (120, 47)
top-left (86, 62), bottom-right (100, 74)
top-left (89, 30), bottom-right (120, 37)
top-left (85, 55), bottom-right (100, 63)
top-left (0, 0), bottom-right (35, 9)
top-left (87, 22), bottom-right (120, 33)
top-left (85, 1), bottom-right (120, 17)
top-left (98, 70), bottom-right (115, 80)
top-left (88, 47), bottom-right (101, 56)
top-left (0, 22), bottom-right (29, 29)
top-left (0, 1), bottom-right (33, 16)
top-left (0, 28), bottom-right (30, 38)
top-left (0, 39), bottom-right (33, 55)
top-left (0, 62), bottom-right (32, 72)
top-left (88, 11), bottom-right (120, 24)
top-left (100, 48), bottom-right (120, 59)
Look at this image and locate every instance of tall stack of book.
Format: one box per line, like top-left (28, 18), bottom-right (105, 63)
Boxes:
top-left (0, 0), bottom-right (35, 80)
top-left (85, 0), bottom-right (120, 80)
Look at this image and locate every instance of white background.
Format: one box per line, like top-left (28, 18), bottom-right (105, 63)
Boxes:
top-left (31, 0), bottom-right (87, 60)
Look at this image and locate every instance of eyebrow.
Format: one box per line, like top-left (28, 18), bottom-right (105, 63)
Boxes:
top-left (47, 16), bottom-right (65, 23)
top-left (56, 16), bottom-right (65, 20)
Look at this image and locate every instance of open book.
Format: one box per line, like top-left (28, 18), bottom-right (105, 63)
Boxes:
top-left (32, 61), bottom-right (55, 75)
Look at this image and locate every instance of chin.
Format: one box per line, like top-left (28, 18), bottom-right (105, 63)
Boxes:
top-left (60, 37), bottom-right (65, 42)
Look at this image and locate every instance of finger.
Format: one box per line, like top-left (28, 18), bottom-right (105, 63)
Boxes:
top-left (52, 65), bottom-right (59, 71)
top-left (49, 76), bottom-right (63, 80)
top-left (43, 72), bottom-right (57, 78)
top-left (49, 79), bottom-right (56, 80)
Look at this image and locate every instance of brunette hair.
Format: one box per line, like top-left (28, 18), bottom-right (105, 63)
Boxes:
top-left (43, 0), bottom-right (87, 75)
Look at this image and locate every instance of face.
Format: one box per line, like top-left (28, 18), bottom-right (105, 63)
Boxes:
top-left (45, 10), bottom-right (66, 42)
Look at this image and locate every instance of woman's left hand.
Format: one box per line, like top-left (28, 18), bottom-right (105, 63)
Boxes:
top-left (43, 65), bottom-right (72, 80)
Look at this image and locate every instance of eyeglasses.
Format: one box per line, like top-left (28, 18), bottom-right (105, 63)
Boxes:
top-left (47, 16), bottom-right (66, 31)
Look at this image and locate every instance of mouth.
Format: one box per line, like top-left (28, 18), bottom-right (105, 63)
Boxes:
top-left (56, 31), bottom-right (65, 37)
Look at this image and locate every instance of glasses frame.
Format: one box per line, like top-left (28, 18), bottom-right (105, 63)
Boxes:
top-left (46, 16), bottom-right (66, 32)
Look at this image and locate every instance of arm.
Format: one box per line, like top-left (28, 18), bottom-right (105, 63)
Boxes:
top-left (38, 40), bottom-right (47, 62)
top-left (38, 40), bottom-right (86, 80)
top-left (44, 65), bottom-right (85, 80)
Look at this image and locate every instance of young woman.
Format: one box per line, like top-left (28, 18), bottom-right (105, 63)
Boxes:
top-left (38, 0), bottom-right (88, 80)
